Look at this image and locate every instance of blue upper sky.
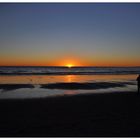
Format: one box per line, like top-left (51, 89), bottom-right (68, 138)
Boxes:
top-left (0, 3), bottom-right (140, 66)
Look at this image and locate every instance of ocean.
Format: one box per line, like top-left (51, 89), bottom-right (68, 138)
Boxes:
top-left (0, 66), bottom-right (140, 75)
top-left (0, 66), bottom-right (139, 99)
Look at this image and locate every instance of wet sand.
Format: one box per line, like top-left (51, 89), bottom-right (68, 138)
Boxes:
top-left (0, 80), bottom-right (135, 91)
top-left (0, 91), bottom-right (140, 137)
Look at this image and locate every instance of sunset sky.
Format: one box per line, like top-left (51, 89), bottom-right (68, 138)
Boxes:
top-left (0, 3), bottom-right (140, 66)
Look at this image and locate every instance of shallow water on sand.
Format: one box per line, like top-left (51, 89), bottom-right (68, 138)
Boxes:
top-left (0, 74), bottom-right (136, 84)
top-left (0, 74), bottom-right (137, 99)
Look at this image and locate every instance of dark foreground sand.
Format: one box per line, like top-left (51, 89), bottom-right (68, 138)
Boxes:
top-left (0, 91), bottom-right (140, 137)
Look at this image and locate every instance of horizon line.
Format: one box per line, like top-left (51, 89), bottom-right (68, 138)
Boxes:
top-left (0, 65), bottom-right (140, 67)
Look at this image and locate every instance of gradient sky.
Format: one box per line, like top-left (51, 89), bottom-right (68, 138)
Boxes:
top-left (0, 3), bottom-right (140, 66)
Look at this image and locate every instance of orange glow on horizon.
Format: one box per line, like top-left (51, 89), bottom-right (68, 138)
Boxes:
top-left (57, 58), bottom-right (83, 67)
top-left (0, 57), bottom-right (140, 67)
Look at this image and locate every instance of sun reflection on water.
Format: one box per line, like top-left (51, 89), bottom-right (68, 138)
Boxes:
top-left (65, 75), bottom-right (75, 82)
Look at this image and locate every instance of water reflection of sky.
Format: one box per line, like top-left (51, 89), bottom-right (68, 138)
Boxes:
top-left (0, 74), bottom-right (137, 84)
top-left (0, 74), bottom-right (137, 99)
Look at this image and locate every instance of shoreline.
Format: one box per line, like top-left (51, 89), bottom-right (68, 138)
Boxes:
top-left (0, 81), bottom-right (136, 90)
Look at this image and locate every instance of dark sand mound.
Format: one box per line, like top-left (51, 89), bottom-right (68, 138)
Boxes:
top-left (41, 82), bottom-right (126, 90)
top-left (0, 91), bottom-right (140, 137)
top-left (0, 84), bottom-right (34, 91)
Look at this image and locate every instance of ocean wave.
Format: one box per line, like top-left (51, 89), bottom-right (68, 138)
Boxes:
top-left (0, 66), bottom-right (140, 75)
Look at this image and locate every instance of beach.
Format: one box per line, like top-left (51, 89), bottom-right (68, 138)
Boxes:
top-left (1, 3), bottom-right (140, 137)
top-left (0, 67), bottom-right (139, 137)
top-left (0, 91), bottom-right (139, 137)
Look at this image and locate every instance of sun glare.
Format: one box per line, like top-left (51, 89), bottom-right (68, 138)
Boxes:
top-left (66, 64), bottom-right (73, 68)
